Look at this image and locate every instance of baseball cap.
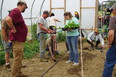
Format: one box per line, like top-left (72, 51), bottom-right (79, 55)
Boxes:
top-left (75, 11), bottom-right (78, 15)
top-left (94, 29), bottom-right (99, 33)
top-left (18, 0), bottom-right (28, 8)
top-left (43, 10), bottom-right (50, 16)
top-left (111, 3), bottom-right (116, 9)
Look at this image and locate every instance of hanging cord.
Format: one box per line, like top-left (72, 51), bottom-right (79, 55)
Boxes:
top-left (79, 27), bottom-right (84, 77)
top-left (40, 50), bottom-right (67, 77)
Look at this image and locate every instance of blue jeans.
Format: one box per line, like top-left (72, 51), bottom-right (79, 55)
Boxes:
top-left (38, 33), bottom-right (46, 59)
top-left (102, 45), bottom-right (116, 77)
top-left (66, 36), bottom-right (78, 63)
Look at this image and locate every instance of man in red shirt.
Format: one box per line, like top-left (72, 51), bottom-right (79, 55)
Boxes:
top-left (5, 0), bottom-right (28, 77)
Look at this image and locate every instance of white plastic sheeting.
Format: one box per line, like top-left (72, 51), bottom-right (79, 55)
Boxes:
top-left (0, 0), bottom-right (97, 30)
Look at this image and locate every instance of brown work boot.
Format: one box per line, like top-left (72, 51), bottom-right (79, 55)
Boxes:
top-left (40, 59), bottom-right (48, 62)
top-left (18, 73), bottom-right (28, 77)
top-left (5, 64), bottom-right (11, 72)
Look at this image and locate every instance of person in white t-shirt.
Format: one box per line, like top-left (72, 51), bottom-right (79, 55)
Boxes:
top-left (48, 13), bottom-right (61, 52)
top-left (87, 29), bottom-right (104, 50)
top-left (49, 13), bottom-right (61, 30)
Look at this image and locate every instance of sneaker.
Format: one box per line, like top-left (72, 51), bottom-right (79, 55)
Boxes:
top-left (5, 64), bottom-right (11, 71)
top-left (73, 63), bottom-right (79, 66)
top-left (21, 65), bottom-right (26, 68)
top-left (65, 60), bottom-right (72, 63)
top-left (18, 74), bottom-right (28, 77)
top-left (95, 47), bottom-right (102, 50)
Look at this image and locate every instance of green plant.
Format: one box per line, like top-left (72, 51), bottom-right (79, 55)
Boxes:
top-left (0, 51), bottom-right (5, 65)
top-left (31, 24), bottom-right (37, 40)
top-left (24, 40), bottom-right (39, 59)
top-left (57, 32), bottom-right (66, 42)
top-left (64, 21), bottom-right (79, 29)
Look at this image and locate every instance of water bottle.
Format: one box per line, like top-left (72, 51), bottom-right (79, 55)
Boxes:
top-left (8, 42), bottom-right (12, 47)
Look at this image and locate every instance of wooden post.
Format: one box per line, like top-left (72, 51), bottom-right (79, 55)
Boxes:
top-left (95, 0), bottom-right (99, 29)
top-left (50, 0), bottom-right (52, 14)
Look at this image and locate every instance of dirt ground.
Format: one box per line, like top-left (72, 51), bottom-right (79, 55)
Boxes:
top-left (0, 42), bottom-right (116, 77)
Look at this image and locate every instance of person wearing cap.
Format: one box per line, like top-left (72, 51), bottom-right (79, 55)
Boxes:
top-left (37, 10), bottom-right (53, 62)
top-left (102, 3), bottom-right (116, 77)
top-left (87, 29), bottom-right (104, 50)
top-left (5, 0), bottom-right (28, 77)
top-left (74, 11), bottom-right (79, 20)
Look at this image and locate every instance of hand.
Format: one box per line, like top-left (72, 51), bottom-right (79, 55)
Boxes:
top-left (47, 30), bottom-right (51, 34)
top-left (108, 45), bottom-right (112, 48)
top-left (11, 29), bottom-right (16, 33)
top-left (67, 29), bottom-right (72, 31)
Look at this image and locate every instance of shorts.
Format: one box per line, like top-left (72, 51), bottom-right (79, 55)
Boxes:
top-left (2, 40), bottom-right (12, 53)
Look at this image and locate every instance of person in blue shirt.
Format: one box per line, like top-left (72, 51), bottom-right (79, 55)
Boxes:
top-left (64, 12), bottom-right (79, 66)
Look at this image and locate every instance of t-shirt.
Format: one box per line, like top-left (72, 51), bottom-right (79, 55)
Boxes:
top-left (8, 8), bottom-right (28, 42)
top-left (66, 17), bottom-right (79, 36)
top-left (37, 17), bottom-right (48, 33)
top-left (1, 18), bottom-right (10, 38)
top-left (49, 16), bottom-right (56, 26)
top-left (109, 16), bottom-right (116, 45)
top-left (46, 37), bottom-right (52, 47)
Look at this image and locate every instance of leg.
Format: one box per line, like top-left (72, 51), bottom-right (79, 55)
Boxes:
top-left (102, 63), bottom-right (114, 77)
top-left (5, 52), bottom-right (10, 64)
top-left (102, 46), bottom-right (116, 77)
top-left (70, 36), bottom-right (78, 63)
top-left (39, 33), bottom-right (46, 59)
top-left (12, 41), bottom-right (24, 77)
top-left (66, 42), bottom-right (69, 51)
top-left (87, 40), bottom-right (94, 47)
top-left (51, 34), bottom-right (57, 52)
top-left (66, 36), bottom-right (74, 61)
top-left (95, 39), bottom-right (100, 47)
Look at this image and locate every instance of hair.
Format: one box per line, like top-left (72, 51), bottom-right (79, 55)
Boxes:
top-left (64, 12), bottom-right (73, 18)
top-left (43, 10), bottom-right (49, 16)
top-left (50, 13), bottom-right (55, 17)
top-left (17, 2), bottom-right (25, 6)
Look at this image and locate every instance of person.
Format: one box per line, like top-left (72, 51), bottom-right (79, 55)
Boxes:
top-left (74, 11), bottom-right (79, 20)
top-left (1, 10), bottom-right (12, 71)
top-left (45, 34), bottom-right (56, 62)
top-left (102, 3), bottom-right (116, 77)
top-left (37, 10), bottom-right (53, 62)
top-left (49, 13), bottom-right (61, 52)
top-left (64, 12), bottom-right (79, 66)
top-left (49, 13), bottom-right (61, 30)
top-left (5, 0), bottom-right (28, 77)
top-left (87, 29), bottom-right (104, 50)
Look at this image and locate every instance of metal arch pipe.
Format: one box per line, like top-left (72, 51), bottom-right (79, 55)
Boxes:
top-left (0, 0), bottom-right (4, 21)
top-left (30, 0), bottom-right (36, 26)
top-left (0, 0), bottom-right (4, 43)
top-left (39, 0), bottom-right (46, 16)
top-left (31, 0), bottom-right (46, 24)
top-left (30, 0), bottom-right (36, 39)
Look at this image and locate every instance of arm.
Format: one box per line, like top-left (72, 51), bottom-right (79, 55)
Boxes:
top-left (39, 23), bottom-right (51, 34)
top-left (87, 32), bottom-right (94, 42)
top-left (5, 16), bottom-right (16, 33)
top-left (1, 28), bottom-right (8, 42)
top-left (54, 18), bottom-right (61, 22)
top-left (99, 34), bottom-right (104, 47)
top-left (108, 30), bottom-right (114, 47)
